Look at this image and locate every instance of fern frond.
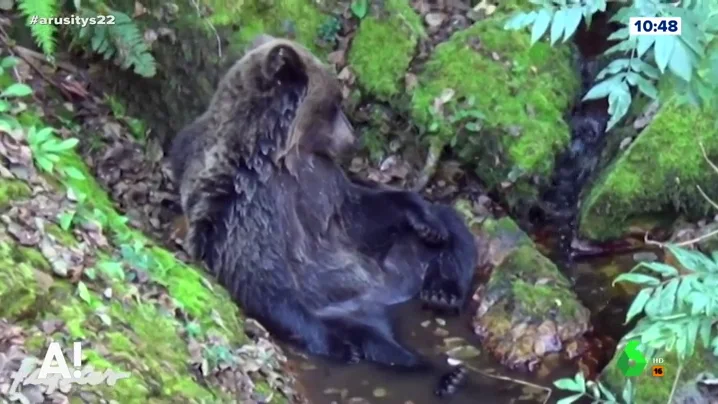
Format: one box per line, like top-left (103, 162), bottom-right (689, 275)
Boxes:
top-left (77, 8), bottom-right (156, 78)
top-left (17, 0), bottom-right (59, 56)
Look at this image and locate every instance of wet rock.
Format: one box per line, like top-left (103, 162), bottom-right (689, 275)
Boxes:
top-left (471, 218), bottom-right (590, 371)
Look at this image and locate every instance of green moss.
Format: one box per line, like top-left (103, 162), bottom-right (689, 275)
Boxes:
top-left (14, 246), bottom-right (51, 271)
top-left (348, 0), bottom-right (424, 99)
top-left (46, 223), bottom-right (79, 247)
top-left (0, 241), bottom-right (39, 318)
top-left (0, 179), bottom-right (31, 209)
top-left (410, 10), bottom-right (577, 209)
top-left (491, 245), bottom-right (581, 318)
top-left (228, 0), bottom-right (329, 56)
top-left (579, 100), bottom-right (718, 240)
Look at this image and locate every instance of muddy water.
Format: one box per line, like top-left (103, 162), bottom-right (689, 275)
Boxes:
top-left (287, 248), bottom-right (659, 404)
top-left (287, 300), bottom-right (571, 404)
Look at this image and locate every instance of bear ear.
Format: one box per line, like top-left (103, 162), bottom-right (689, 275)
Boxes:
top-left (263, 44), bottom-right (305, 84)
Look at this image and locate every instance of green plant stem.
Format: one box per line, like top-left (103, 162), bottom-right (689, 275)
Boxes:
top-left (666, 363), bottom-right (684, 404)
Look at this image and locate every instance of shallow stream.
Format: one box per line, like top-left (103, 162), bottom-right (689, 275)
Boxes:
top-left (285, 249), bottom-right (657, 404)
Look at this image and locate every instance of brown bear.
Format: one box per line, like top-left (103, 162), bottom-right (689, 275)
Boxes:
top-left (168, 35), bottom-right (477, 375)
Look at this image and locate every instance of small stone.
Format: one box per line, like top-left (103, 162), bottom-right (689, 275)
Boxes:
top-left (373, 387), bottom-right (387, 397)
top-left (434, 328), bottom-right (450, 337)
top-left (425, 12), bottom-right (446, 28)
top-left (435, 318), bottom-right (446, 326)
top-left (633, 251), bottom-right (658, 262)
top-left (421, 320), bottom-right (431, 328)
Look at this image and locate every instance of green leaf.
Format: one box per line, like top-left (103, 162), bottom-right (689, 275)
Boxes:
top-left (531, 8), bottom-right (554, 45)
top-left (668, 39), bottom-right (694, 82)
top-left (699, 317), bottom-right (713, 348)
top-left (562, 7), bottom-right (583, 42)
top-left (667, 245), bottom-right (718, 272)
top-left (557, 394), bottom-right (583, 404)
top-left (622, 379), bottom-right (633, 404)
top-left (688, 291), bottom-right (709, 315)
top-left (0, 100), bottom-right (10, 113)
top-left (637, 35), bottom-right (656, 57)
top-left (597, 382), bottom-right (618, 402)
top-left (613, 272), bottom-right (661, 286)
top-left (644, 285), bottom-right (664, 317)
top-left (574, 372), bottom-right (586, 392)
top-left (635, 262), bottom-right (678, 277)
top-left (41, 137), bottom-right (79, 153)
top-left (631, 74), bottom-right (659, 99)
top-left (350, 0), bottom-right (368, 19)
top-left (677, 274), bottom-right (698, 303)
top-left (624, 287), bottom-right (653, 324)
top-left (1, 56), bottom-right (18, 68)
top-left (504, 11), bottom-right (537, 30)
top-left (554, 378), bottom-right (584, 392)
top-left (597, 59), bottom-right (630, 80)
top-left (583, 75), bottom-right (624, 101)
top-left (685, 317), bottom-right (700, 357)
top-left (606, 83), bottom-right (631, 130)
top-left (62, 166), bottom-right (86, 180)
top-left (98, 260), bottom-right (126, 281)
top-left (77, 281), bottom-right (91, 304)
top-left (36, 156), bottom-right (54, 173)
top-left (654, 36), bottom-right (676, 73)
top-left (59, 211), bottom-right (75, 231)
top-left (1, 83), bottom-right (33, 98)
top-left (550, 8), bottom-right (567, 45)
top-left (29, 126), bottom-right (54, 146)
top-left (630, 58), bottom-right (660, 79)
top-left (607, 27), bottom-right (629, 41)
top-left (659, 277), bottom-right (680, 315)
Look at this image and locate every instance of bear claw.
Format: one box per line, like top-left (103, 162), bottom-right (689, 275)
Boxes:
top-left (407, 212), bottom-right (449, 246)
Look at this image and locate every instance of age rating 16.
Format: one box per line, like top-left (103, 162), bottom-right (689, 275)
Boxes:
top-left (629, 17), bottom-right (682, 36)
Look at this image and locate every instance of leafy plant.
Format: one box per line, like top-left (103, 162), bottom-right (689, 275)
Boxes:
top-left (553, 243), bottom-right (718, 403)
top-left (17, 0), bottom-right (59, 56)
top-left (504, 0), bottom-right (718, 130)
top-left (317, 16), bottom-right (342, 45)
top-left (15, 0), bottom-right (157, 77)
top-left (75, 8), bottom-right (157, 77)
top-left (27, 126), bottom-right (85, 180)
top-left (351, 0), bottom-right (369, 20)
top-left (554, 372), bottom-right (634, 404)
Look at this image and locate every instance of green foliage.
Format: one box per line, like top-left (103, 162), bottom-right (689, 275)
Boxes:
top-left (16, 0), bottom-right (156, 78)
top-left (75, 8), bottom-right (156, 77)
top-left (351, 0), bottom-right (369, 20)
top-left (17, 0), bottom-right (58, 56)
top-left (504, 0), bottom-right (718, 130)
top-left (554, 372), bottom-right (634, 404)
top-left (554, 244), bottom-right (718, 403)
top-left (425, 93), bottom-right (487, 150)
top-left (317, 16), bottom-right (342, 45)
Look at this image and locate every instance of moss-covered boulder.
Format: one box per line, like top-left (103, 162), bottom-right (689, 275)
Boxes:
top-left (579, 100), bottom-right (718, 241)
top-left (0, 121), bottom-right (297, 402)
top-left (347, 0), bottom-right (424, 100)
top-left (471, 216), bottom-right (590, 371)
top-left (601, 337), bottom-right (718, 403)
top-left (409, 2), bottom-right (578, 211)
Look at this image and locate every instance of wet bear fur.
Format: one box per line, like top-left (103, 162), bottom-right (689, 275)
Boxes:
top-left (168, 35), bottom-right (477, 368)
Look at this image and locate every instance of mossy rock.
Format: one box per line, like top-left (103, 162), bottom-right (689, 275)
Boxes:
top-left (0, 136), bottom-right (294, 403)
top-left (601, 338), bottom-right (718, 403)
top-left (579, 100), bottom-right (718, 241)
top-left (409, 2), bottom-right (578, 212)
top-left (472, 220), bottom-right (590, 370)
top-left (347, 0), bottom-right (424, 100)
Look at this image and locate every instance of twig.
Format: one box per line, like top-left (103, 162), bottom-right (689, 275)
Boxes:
top-left (644, 227), bottom-right (718, 248)
top-left (667, 363), bottom-right (683, 404)
top-left (463, 363), bottom-right (553, 404)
